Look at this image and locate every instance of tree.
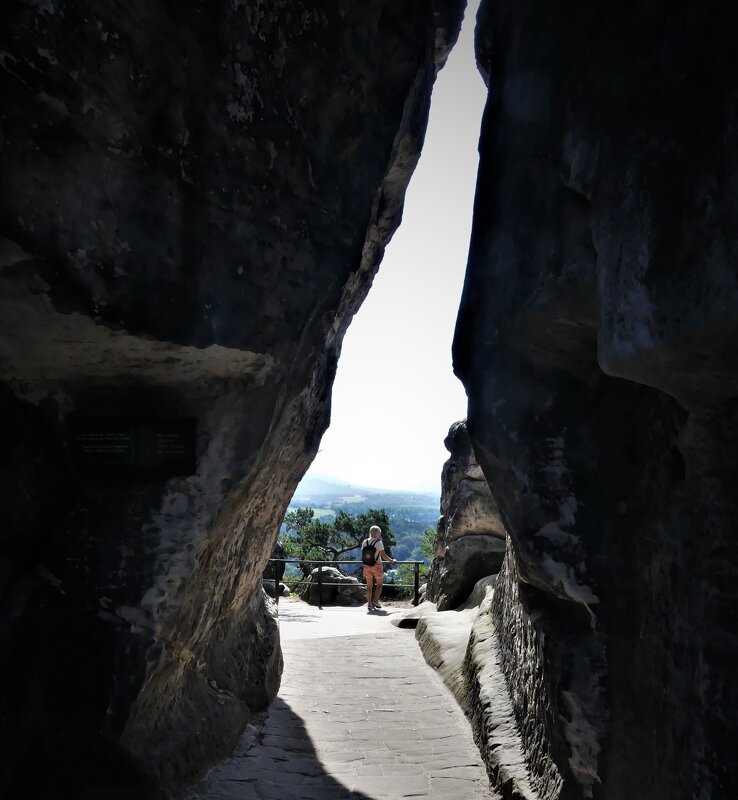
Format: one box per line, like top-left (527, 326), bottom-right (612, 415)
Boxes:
top-left (386, 563), bottom-right (427, 600)
top-left (419, 526), bottom-right (437, 558)
top-left (283, 507), bottom-right (396, 577)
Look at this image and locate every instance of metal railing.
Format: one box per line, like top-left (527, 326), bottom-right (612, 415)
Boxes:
top-left (264, 558), bottom-right (425, 609)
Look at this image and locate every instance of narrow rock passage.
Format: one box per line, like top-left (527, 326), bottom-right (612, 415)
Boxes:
top-left (189, 598), bottom-right (495, 799)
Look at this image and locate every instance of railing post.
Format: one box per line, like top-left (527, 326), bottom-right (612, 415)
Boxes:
top-left (317, 562), bottom-right (323, 610)
top-left (414, 562), bottom-right (420, 606)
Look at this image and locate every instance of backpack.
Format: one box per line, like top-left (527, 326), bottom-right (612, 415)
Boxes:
top-left (361, 538), bottom-right (378, 566)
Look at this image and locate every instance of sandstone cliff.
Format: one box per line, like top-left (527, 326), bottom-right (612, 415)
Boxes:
top-left (3, 1), bottom-right (738, 798)
top-left (454, 2), bottom-right (738, 798)
top-left (427, 419), bottom-right (506, 610)
top-left (0, 2), bottom-right (465, 796)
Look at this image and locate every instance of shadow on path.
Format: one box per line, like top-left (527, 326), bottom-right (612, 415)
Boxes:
top-left (189, 698), bottom-right (373, 800)
top-left (191, 600), bottom-right (493, 799)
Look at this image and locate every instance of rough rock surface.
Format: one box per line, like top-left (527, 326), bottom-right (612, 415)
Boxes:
top-left (454, 2), bottom-right (738, 798)
top-left (392, 576), bottom-right (543, 799)
top-left (0, 2), bottom-right (465, 796)
top-left (297, 565), bottom-right (365, 606)
top-left (427, 420), bottom-right (506, 610)
top-left (406, 577), bottom-right (538, 799)
top-left (432, 534), bottom-right (506, 611)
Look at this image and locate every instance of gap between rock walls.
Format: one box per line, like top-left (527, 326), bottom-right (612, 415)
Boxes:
top-left (2, 1), bottom-right (738, 799)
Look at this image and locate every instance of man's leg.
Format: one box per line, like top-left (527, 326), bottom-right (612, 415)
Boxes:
top-left (366, 575), bottom-right (374, 608)
top-left (373, 575), bottom-right (384, 607)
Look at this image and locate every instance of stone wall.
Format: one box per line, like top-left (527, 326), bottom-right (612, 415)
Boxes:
top-left (454, 1), bottom-right (738, 797)
top-left (0, 2), bottom-right (465, 796)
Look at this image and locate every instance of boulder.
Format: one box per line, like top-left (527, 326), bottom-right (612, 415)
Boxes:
top-left (297, 567), bottom-right (365, 607)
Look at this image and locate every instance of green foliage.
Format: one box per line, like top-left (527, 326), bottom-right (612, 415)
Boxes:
top-left (309, 505), bottom-right (436, 562)
top-left (283, 507), bottom-right (396, 577)
top-left (282, 508), bottom-right (333, 571)
top-left (286, 485), bottom-right (439, 566)
top-left (383, 562), bottom-right (429, 600)
top-left (419, 527), bottom-right (437, 558)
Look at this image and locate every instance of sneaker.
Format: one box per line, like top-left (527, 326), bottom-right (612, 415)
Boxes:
top-left (367, 603), bottom-right (375, 611)
top-left (373, 600), bottom-right (382, 609)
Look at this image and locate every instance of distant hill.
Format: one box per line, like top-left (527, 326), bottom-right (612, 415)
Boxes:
top-left (288, 474), bottom-right (439, 563)
top-left (292, 474), bottom-right (355, 497)
top-left (292, 473), bottom-right (438, 507)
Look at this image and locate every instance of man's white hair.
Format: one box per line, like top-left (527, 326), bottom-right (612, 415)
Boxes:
top-left (369, 525), bottom-right (382, 535)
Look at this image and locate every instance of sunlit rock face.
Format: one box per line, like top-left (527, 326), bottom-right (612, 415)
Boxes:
top-left (0, 1), bottom-right (464, 796)
top-left (427, 420), bottom-right (506, 610)
top-left (455, 2), bottom-right (738, 798)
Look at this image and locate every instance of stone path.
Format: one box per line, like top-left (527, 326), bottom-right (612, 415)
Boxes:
top-left (189, 598), bottom-right (494, 799)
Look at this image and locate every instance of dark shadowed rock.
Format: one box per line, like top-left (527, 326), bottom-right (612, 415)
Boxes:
top-left (0, 2), bottom-right (465, 795)
top-left (262, 541), bottom-right (286, 602)
top-left (427, 420), bottom-right (506, 610)
top-left (435, 534), bottom-right (506, 611)
top-left (453, 1), bottom-right (738, 798)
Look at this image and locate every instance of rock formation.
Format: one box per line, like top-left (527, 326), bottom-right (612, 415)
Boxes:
top-left (427, 419), bottom-right (506, 609)
top-left (0, 2), bottom-right (465, 796)
top-left (297, 566), bottom-right (365, 607)
top-left (3, 1), bottom-right (738, 798)
top-left (453, 1), bottom-right (738, 798)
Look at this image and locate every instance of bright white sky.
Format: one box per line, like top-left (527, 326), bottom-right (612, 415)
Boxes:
top-left (304, 2), bottom-right (486, 495)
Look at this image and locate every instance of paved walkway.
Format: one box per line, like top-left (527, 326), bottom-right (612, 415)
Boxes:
top-left (189, 598), bottom-right (493, 799)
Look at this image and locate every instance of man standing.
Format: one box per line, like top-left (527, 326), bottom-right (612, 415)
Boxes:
top-left (361, 525), bottom-right (396, 611)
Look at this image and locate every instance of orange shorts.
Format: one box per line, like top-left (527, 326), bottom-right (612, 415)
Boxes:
top-left (363, 563), bottom-right (384, 581)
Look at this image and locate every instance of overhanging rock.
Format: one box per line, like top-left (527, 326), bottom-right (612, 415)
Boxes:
top-left (0, 2), bottom-right (465, 795)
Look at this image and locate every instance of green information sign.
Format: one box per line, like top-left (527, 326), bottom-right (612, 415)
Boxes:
top-left (71, 418), bottom-right (196, 478)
